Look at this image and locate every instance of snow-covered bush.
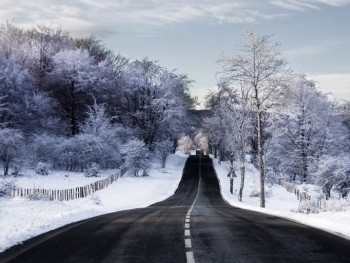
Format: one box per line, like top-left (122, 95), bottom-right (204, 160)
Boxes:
top-left (320, 198), bottom-right (350, 212)
top-left (28, 191), bottom-right (50, 201)
top-left (121, 139), bottom-right (151, 176)
top-left (84, 163), bottom-right (100, 177)
top-left (35, 162), bottom-right (50, 175)
top-left (298, 199), bottom-right (320, 214)
top-left (249, 189), bottom-right (259, 197)
top-left (55, 133), bottom-right (121, 171)
top-left (0, 181), bottom-right (14, 197)
top-left (298, 197), bottom-right (350, 214)
top-left (154, 139), bottom-right (173, 168)
top-left (31, 134), bottom-right (64, 166)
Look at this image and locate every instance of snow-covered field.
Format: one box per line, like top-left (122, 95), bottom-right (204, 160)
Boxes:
top-left (213, 157), bottom-right (350, 240)
top-left (0, 152), bottom-right (188, 253)
top-left (1, 153), bottom-right (349, 253)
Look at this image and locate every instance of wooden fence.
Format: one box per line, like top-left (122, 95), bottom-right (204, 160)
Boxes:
top-left (11, 170), bottom-right (126, 201)
top-left (278, 178), bottom-right (312, 202)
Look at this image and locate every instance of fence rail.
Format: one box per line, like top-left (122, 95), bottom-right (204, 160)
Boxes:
top-left (278, 178), bottom-right (312, 202)
top-left (11, 169), bottom-right (126, 201)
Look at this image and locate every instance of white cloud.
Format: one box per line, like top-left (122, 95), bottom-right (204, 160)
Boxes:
top-left (1, 0), bottom-right (349, 37)
top-left (316, 0), bottom-right (350, 6)
top-left (269, 0), bottom-right (350, 11)
top-left (269, 0), bottom-right (319, 11)
top-left (0, 1), bottom-right (289, 36)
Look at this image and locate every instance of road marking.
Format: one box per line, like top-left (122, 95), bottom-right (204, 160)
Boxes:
top-left (186, 252), bottom-right (195, 263)
top-left (185, 238), bottom-right (192, 248)
top-left (184, 156), bottom-right (202, 263)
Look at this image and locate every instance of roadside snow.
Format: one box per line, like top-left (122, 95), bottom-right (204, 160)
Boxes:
top-left (213, 157), bottom-right (350, 240)
top-left (0, 153), bottom-right (187, 252)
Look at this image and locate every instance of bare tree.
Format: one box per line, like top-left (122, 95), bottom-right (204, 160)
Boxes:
top-left (218, 31), bottom-right (289, 207)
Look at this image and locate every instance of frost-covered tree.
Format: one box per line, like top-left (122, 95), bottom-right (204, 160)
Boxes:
top-left (155, 139), bottom-right (173, 168)
top-left (0, 54), bottom-right (58, 134)
top-left (80, 101), bottom-right (122, 168)
top-left (0, 23), bottom-right (73, 88)
top-left (224, 87), bottom-right (253, 202)
top-left (204, 79), bottom-right (253, 201)
top-left (121, 139), bottom-right (151, 176)
top-left (0, 128), bottom-right (24, 176)
top-left (75, 35), bottom-right (113, 63)
top-left (0, 22), bottom-right (28, 61)
top-left (218, 30), bottom-right (290, 207)
top-left (204, 85), bottom-right (235, 162)
top-left (177, 135), bottom-right (194, 154)
top-left (314, 155), bottom-right (350, 199)
top-left (25, 24), bottom-right (73, 88)
top-left (80, 101), bottom-right (113, 136)
top-left (338, 100), bottom-right (350, 144)
top-left (118, 58), bottom-right (194, 148)
top-left (49, 49), bottom-right (101, 135)
top-left (194, 131), bottom-right (209, 154)
top-left (269, 75), bottom-right (346, 183)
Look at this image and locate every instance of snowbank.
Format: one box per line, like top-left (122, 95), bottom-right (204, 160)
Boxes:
top-left (0, 153), bottom-right (188, 252)
top-left (213, 157), bottom-right (350, 240)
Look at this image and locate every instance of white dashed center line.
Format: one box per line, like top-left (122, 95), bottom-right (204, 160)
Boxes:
top-left (184, 155), bottom-right (202, 263)
top-left (185, 238), bottom-right (192, 248)
top-left (186, 251), bottom-right (195, 263)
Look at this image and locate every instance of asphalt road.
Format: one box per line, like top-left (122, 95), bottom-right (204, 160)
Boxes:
top-left (1, 155), bottom-right (350, 263)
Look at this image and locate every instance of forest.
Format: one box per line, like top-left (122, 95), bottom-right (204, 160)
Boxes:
top-left (203, 31), bottom-right (350, 207)
top-left (0, 23), bottom-right (197, 178)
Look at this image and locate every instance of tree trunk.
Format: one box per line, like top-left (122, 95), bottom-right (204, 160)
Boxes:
top-left (238, 149), bottom-right (245, 202)
top-left (161, 156), bottom-right (166, 168)
top-left (214, 145), bottom-right (218, 158)
top-left (70, 80), bottom-right (78, 136)
top-left (218, 149), bottom-right (223, 165)
top-left (4, 160), bottom-right (9, 176)
top-left (299, 106), bottom-right (309, 183)
top-left (257, 111), bottom-right (265, 208)
top-left (323, 184), bottom-right (332, 200)
top-left (300, 126), bottom-right (308, 182)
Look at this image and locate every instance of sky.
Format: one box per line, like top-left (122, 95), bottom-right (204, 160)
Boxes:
top-left (1, 0), bottom-right (350, 107)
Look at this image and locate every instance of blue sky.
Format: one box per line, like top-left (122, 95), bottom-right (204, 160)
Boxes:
top-left (1, 0), bottom-right (350, 106)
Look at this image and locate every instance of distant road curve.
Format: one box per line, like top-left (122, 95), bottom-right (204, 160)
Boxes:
top-left (1, 155), bottom-right (350, 262)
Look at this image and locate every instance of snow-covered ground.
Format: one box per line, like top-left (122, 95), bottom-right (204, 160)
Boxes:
top-left (213, 157), bottom-right (350, 240)
top-left (0, 152), bottom-right (188, 253)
